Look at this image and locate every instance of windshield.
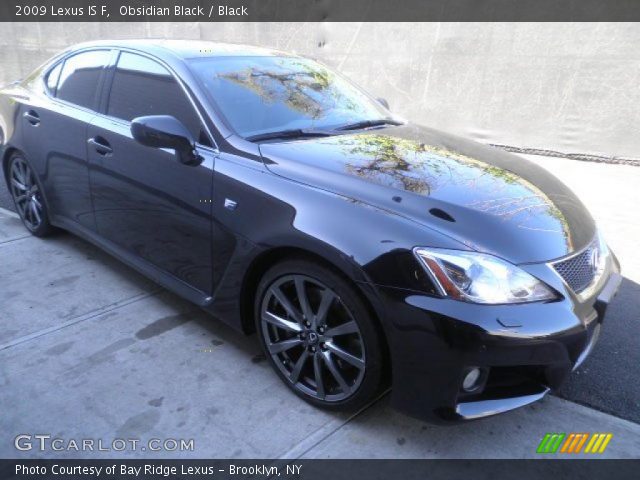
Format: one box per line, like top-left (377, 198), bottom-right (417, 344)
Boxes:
top-left (188, 55), bottom-right (393, 138)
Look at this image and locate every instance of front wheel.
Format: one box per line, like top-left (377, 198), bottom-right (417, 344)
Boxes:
top-left (255, 258), bottom-right (386, 411)
top-left (7, 152), bottom-right (54, 237)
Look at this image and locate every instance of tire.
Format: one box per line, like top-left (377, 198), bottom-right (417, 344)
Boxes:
top-left (255, 258), bottom-right (386, 412)
top-left (7, 152), bottom-right (54, 237)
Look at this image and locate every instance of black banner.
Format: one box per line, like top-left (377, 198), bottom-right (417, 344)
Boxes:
top-left (1, 459), bottom-right (640, 480)
top-left (3, 0), bottom-right (640, 22)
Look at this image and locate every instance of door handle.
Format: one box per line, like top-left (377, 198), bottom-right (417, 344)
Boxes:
top-left (23, 110), bottom-right (40, 126)
top-left (88, 137), bottom-right (113, 156)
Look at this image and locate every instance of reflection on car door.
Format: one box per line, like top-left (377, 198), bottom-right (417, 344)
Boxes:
top-left (87, 51), bottom-right (215, 297)
top-left (21, 49), bottom-right (112, 230)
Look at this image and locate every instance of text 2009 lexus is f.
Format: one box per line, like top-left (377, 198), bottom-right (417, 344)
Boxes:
top-left (0, 40), bottom-right (621, 422)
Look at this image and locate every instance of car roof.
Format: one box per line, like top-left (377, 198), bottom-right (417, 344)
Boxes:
top-left (66, 39), bottom-right (293, 61)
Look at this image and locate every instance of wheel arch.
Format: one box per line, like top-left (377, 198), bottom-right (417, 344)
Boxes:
top-left (2, 145), bottom-right (19, 188)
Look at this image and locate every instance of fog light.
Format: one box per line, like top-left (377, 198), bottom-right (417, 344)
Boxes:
top-left (462, 367), bottom-right (483, 392)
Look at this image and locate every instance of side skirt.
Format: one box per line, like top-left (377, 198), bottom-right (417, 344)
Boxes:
top-left (51, 215), bottom-right (216, 310)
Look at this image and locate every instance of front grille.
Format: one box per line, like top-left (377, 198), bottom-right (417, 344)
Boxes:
top-left (552, 241), bottom-right (597, 293)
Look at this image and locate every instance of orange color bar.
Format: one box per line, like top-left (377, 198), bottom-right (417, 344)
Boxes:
top-left (573, 433), bottom-right (589, 453)
top-left (560, 434), bottom-right (575, 453)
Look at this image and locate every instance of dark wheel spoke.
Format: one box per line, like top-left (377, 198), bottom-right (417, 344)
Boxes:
top-left (324, 320), bottom-right (359, 338)
top-left (30, 201), bottom-right (41, 224)
top-left (17, 161), bottom-right (25, 179)
top-left (289, 350), bottom-right (309, 383)
top-left (11, 178), bottom-right (27, 192)
top-left (11, 168), bottom-right (23, 185)
top-left (14, 162), bottom-right (27, 184)
top-left (313, 288), bottom-right (335, 329)
top-left (21, 162), bottom-right (30, 184)
top-left (325, 342), bottom-right (365, 370)
top-left (294, 277), bottom-right (314, 322)
top-left (313, 352), bottom-right (325, 399)
top-left (322, 350), bottom-right (351, 394)
top-left (272, 286), bottom-right (304, 324)
top-left (19, 164), bottom-right (28, 186)
top-left (268, 337), bottom-right (303, 354)
top-left (16, 199), bottom-right (28, 216)
top-left (24, 203), bottom-right (32, 222)
top-left (262, 311), bottom-right (302, 333)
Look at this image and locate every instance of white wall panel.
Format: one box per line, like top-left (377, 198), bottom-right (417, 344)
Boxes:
top-left (2, 22), bottom-right (637, 158)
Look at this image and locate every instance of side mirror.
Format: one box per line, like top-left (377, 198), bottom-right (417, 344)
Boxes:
top-left (377, 97), bottom-right (390, 110)
top-left (131, 115), bottom-right (201, 166)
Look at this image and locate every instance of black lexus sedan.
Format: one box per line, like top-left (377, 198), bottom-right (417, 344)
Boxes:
top-left (0, 40), bottom-right (621, 422)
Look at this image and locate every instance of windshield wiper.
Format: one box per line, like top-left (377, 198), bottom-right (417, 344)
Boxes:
top-left (335, 119), bottom-right (403, 131)
top-left (245, 119), bottom-right (403, 141)
top-left (245, 128), bottom-right (334, 142)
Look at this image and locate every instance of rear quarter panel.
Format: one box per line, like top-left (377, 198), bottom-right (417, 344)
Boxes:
top-left (0, 85), bottom-right (26, 168)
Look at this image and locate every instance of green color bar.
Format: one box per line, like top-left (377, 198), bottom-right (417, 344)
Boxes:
top-left (536, 433), bottom-right (567, 453)
top-left (537, 433), bottom-right (552, 453)
top-left (549, 433), bottom-right (566, 453)
top-left (544, 434), bottom-right (559, 453)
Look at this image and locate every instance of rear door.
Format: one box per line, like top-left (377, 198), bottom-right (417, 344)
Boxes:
top-left (87, 51), bottom-right (216, 296)
top-left (21, 49), bottom-right (112, 230)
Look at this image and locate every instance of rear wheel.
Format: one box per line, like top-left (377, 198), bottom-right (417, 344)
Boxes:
top-left (255, 258), bottom-right (386, 411)
top-left (7, 153), bottom-right (53, 237)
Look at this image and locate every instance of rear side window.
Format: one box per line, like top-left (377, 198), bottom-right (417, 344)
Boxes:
top-left (107, 52), bottom-right (208, 144)
top-left (45, 62), bottom-right (62, 95)
top-left (56, 50), bottom-right (110, 110)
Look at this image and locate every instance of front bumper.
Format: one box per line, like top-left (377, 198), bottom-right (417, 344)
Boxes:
top-left (377, 253), bottom-right (622, 423)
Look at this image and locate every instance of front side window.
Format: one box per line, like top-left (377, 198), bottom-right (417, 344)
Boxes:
top-left (56, 50), bottom-right (111, 109)
top-left (188, 55), bottom-right (391, 138)
top-left (107, 52), bottom-right (207, 144)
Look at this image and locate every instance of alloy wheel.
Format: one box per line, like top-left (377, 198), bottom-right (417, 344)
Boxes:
top-left (260, 274), bottom-right (366, 402)
top-left (9, 157), bottom-right (44, 232)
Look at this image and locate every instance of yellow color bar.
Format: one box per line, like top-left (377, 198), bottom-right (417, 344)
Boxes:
top-left (598, 434), bottom-right (613, 453)
top-left (591, 434), bottom-right (606, 452)
top-left (584, 433), bottom-right (599, 453)
top-left (584, 433), bottom-right (613, 453)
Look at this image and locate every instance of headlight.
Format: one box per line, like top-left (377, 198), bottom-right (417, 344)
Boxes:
top-left (414, 247), bottom-right (557, 304)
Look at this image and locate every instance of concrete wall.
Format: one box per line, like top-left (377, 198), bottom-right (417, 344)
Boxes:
top-left (1, 22), bottom-right (638, 159)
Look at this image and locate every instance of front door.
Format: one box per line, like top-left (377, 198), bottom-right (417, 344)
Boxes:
top-left (87, 51), bottom-right (215, 295)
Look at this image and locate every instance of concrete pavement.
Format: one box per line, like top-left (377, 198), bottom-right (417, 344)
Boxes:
top-left (1, 155), bottom-right (639, 459)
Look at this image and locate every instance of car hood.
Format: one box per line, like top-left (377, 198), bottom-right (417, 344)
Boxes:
top-left (259, 123), bottom-right (596, 264)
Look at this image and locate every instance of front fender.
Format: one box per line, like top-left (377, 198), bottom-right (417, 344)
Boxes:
top-left (207, 152), bottom-right (462, 332)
